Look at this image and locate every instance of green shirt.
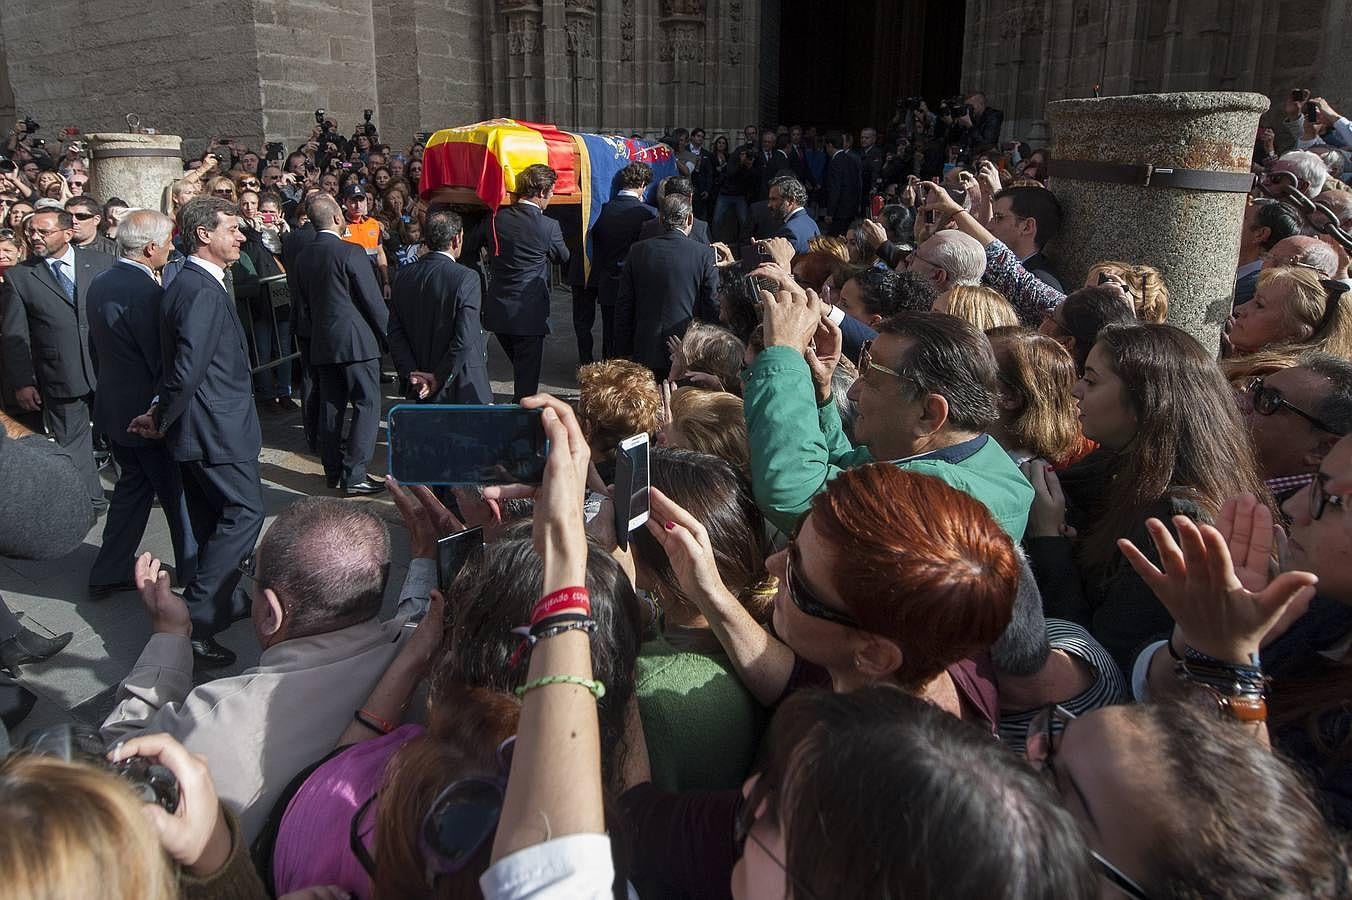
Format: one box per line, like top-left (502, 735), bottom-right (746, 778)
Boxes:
top-left (744, 345), bottom-right (1033, 538)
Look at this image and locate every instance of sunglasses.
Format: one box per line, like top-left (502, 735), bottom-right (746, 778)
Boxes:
top-left (350, 736), bottom-right (513, 887)
top-left (69, 211), bottom-right (98, 221)
top-left (786, 540), bottom-right (859, 628)
top-left (1309, 471), bottom-right (1345, 521)
top-left (1025, 705), bottom-right (1154, 900)
top-left (240, 181), bottom-right (260, 189)
top-left (213, 189), bottom-right (235, 196)
top-left (1244, 377), bottom-right (1344, 434)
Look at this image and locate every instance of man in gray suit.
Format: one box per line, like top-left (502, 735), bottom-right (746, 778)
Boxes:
top-left (1, 206), bottom-right (114, 510)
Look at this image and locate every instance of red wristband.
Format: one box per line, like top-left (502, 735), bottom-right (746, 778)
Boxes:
top-left (531, 587), bottom-right (590, 625)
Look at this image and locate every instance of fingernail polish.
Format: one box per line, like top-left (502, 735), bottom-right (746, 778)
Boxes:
top-left (665, 521), bottom-right (676, 530)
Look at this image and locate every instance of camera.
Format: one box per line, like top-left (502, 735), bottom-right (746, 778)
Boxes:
top-left (265, 140), bottom-right (284, 160)
top-left (314, 108), bottom-right (326, 125)
top-left (20, 115), bottom-right (38, 134)
top-left (363, 109), bottom-right (373, 123)
top-left (0, 157), bottom-right (15, 174)
top-left (109, 756), bottom-right (180, 814)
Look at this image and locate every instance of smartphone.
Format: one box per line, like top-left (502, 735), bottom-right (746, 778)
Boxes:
top-left (436, 526), bottom-right (484, 592)
top-left (1304, 100), bottom-right (1320, 120)
top-left (869, 194), bottom-right (885, 218)
top-left (739, 242), bottom-right (772, 264)
top-left (261, 211), bottom-right (278, 225)
top-left (943, 184), bottom-right (968, 204)
top-left (612, 433), bottom-right (650, 551)
top-left (387, 404), bottom-right (549, 486)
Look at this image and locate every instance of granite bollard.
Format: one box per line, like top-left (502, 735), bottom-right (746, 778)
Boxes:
top-left (86, 133), bottom-right (185, 214)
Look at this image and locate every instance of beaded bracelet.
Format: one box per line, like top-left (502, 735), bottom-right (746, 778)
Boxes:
top-left (515, 674), bottom-right (606, 700)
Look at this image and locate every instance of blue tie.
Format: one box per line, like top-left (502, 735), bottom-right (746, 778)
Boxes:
top-left (49, 259), bottom-right (75, 302)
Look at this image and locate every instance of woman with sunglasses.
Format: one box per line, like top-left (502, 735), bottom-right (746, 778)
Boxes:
top-left (1228, 265), bottom-right (1352, 359)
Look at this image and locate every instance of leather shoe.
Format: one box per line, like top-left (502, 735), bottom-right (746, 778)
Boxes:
top-left (0, 627), bottom-right (74, 675)
top-left (88, 580), bottom-right (138, 600)
top-left (380, 372), bottom-right (397, 384)
top-left (274, 397), bottom-right (300, 412)
top-left (343, 477), bottom-right (386, 496)
top-left (190, 637), bottom-right (236, 668)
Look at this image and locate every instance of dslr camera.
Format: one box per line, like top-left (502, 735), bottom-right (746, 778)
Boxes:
top-left (362, 108), bottom-right (377, 138)
top-left (18, 115), bottom-right (38, 134)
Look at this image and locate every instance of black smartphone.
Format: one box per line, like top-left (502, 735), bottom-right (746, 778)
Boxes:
top-left (436, 526), bottom-right (484, 593)
top-left (1304, 100), bottom-right (1320, 120)
top-left (738, 242), bottom-right (772, 264)
top-left (943, 183), bottom-right (968, 204)
top-left (387, 404), bottom-right (549, 486)
top-left (612, 433), bottom-right (651, 552)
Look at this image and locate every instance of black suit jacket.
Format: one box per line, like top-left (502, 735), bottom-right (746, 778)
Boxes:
top-left (615, 230), bottom-right (719, 375)
top-left (636, 215), bottom-right (711, 245)
top-left (291, 232), bottom-right (388, 365)
top-left (156, 261), bottom-right (262, 464)
top-left (483, 202), bottom-right (570, 336)
top-left (388, 252), bottom-right (492, 404)
top-left (1, 246), bottom-right (114, 398)
top-left (586, 194), bottom-right (656, 307)
top-left (282, 223), bottom-right (318, 338)
top-left (87, 261), bottom-right (165, 447)
top-left (825, 149), bottom-right (863, 222)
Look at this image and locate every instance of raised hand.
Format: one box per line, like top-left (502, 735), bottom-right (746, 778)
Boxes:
top-left (643, 486), bottom-right (730, 607)
top-left (135, 552), bottom-right (192, 637)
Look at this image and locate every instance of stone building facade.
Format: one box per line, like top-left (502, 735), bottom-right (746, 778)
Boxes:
top-left (962, 0), bottom-right (1352, 146)
top-left (0, 0), bottom-right (768, 156)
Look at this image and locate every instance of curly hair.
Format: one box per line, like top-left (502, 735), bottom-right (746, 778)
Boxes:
top-left (577, 359), bottom-right (662, 460)
top-left (1087, 260), bottom-right (1169, 323)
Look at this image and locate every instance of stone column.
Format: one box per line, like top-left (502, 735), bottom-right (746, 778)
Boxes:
top-left (85, 133), bottom-right (184, 214)
top-left (1046, 92), bottom-right (1268, 353)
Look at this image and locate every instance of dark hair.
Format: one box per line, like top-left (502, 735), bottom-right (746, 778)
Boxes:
top-left (988, 552), bottom-right (1051, 676)
top-left (790, 251), bottom-right (846, 292)
top-left (1251, 198), bottom-right (1304, 251)
top-left (430, 534), bottom-right (643, 784)
top-left (64, 195), bottom-right (100, 217)
top-left (1081, 324), bottom-right (1273, 568)
top-left (660, 194), bottom-right (691, 230)
top-left (256, 191), bottom-right (284, 211)
top-left (424, 209), bottom-right (463, 252)
top-left (660, 176), bottom-right (694, 200)
top-left (763, 687), bottom-right (1096, 900)
top-left (631, 448), bottom-right (774, 621)
top-left (721, 272), bottom-right (773, 343)
top-left (878, 203), bottom-right (915, 244)
top-left (876, 310), bottom-right (1000, 432)
top-left (768, 174), bottom-right (806, 206)
top-left (1056, 285), bottom-right (1135, 373)
top-left (516, 163), bottom-right (557, 199)
top-left (844, 266), bottom-right (913, 317)
top-left (256, 498), bottom-right (390, 638)
top-left (824, 130), bottom-right (845, 150)
top-left (31, 207), bottom-right (73, 230)
top-left (993, 185), bottom-right (1063, 247)
top-left (102, 197), bottom-right (128, 215)
top-left (176, 196), bottom-right (237, 256)
top-left (618, 161), bottom-right (653, 191)
top-left (1297, 350), bottom-right (1352, 435)
top-left (811, 465), bottom-right (1018, 690)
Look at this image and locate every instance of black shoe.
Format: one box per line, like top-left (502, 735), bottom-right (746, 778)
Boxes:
top-left (274, 397), bottom-right (300, 412)
top-left (88, 580), bottom-right (138, 600)
top-left (190, 637), bottom-right (236, 668)
top-left (343, 477), bottom-right (386, 496)
top-left (0, 627), bottom-right (74, 675)
top-left (325, 473), bottom-right (340, 490)
top-left (380, 372), bottom-right (397, 384)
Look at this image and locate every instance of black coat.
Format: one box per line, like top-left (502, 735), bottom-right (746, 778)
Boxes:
top-left (156, 261), bottom-right (262, 465)
top-left (282, 222), bottom-right (318, 337)
top-left (87, 261), bottom-right (165, 447)
top-left (387, 251), bottom-right (492, 404)
top-left (291, 232), bottom-right (388, 365)
top-left (825, 149), bottom-right (863, 222)
top-left (637, 215), bottom-right (711, 245)
top-left (483, 202), bottom-right (570, 336)
top-left (587, 193), bottom-right (656, 307)
top-left (1, 246), bottom-right (113, 398)
top-left (615, 230), bottom-right (719, 376)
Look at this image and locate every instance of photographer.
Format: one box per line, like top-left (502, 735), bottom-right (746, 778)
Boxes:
top-left (954, 91), bottom-right (1005, 154)
top-left (714, 145), bottom-right (756, 243)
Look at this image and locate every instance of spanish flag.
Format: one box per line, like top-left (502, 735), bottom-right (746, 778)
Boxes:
top-left (420, 118), bottom-right (578, 210)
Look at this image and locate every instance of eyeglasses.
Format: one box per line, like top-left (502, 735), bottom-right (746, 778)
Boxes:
top-left (1309, 471), bottom-right (1345, 521)
top-left (26, 226), bottom-right (65, 237)
top-left (68, 180), bottom-right (87, 188)
top-left (858, 339), bottom-right (906, 384)
top-left (213, 189), bottom-right (234, 197)
top-left (69, 211), bottom-right (97, 221)
top-left (1025, 705), bottom-right (1154, 900)
top-left (1244, 377), bottom-right (1344, 435)
top-left (786, 539), bottom-right (860, 628)
top-left (733, 776), bottom-right (821, 900)
top-left (350, 736), bottom-right (513, 887)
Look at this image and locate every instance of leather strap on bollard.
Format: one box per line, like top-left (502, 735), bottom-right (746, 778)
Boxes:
top-left (1049, 159), bottom-right (1255, 193)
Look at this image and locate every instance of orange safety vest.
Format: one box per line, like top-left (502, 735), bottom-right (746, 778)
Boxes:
top-left (342, 216), bottom-right (382, 255)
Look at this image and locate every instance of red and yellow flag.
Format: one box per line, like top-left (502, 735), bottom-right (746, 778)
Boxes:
top-left (419, 118), bottom-right (577, 209)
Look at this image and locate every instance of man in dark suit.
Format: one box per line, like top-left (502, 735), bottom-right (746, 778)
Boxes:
top-left (291, 194), bottom-right (388, 495)
top-left (637, 176), bottom-right (711, 245)
top-left (85, 211), bottom-right (198, 599)
top-left (482, 164), bottom-right (570, 400)
top-left (1, 206), bottom-right (114, 510)
top-left (282, 188), bottom-right (321, 450)
top-left (768, 175), bottom-right (820, 254)
top-left (856, 127), bottom-right (885, 209)
top-left (823, 131), bottom-right (862, 236)
top-left (986, 184), bottom-right (1065, 292)
top-left (388, 209), bottom-right (491, 404)
top-left (585, 161), bottom-right (655, 362)
top-left (129, 197), bottom-right (263, 667)
top-left (615, 195), bottom-right (719, 379)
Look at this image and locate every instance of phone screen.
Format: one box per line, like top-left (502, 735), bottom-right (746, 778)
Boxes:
top-left (387, 404), bottom-right (549, 486)
top-left (436, 527), bottom-right (484, 593)
top-left (612, 433), bottom-right (651, 551)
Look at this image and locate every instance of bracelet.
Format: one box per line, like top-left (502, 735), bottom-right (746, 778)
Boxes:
top-left (353, 708), bottom-right (396, 735)
top-left (530, 587), bottom-right (590, 625)
top-left (528, 612), bottom-right (593, 636)
top-left (507, 615), bottom-right (595, 668)
top-left (514, 674), bottom-right (606, 700)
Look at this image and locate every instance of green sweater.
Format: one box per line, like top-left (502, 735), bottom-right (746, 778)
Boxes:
top-left (636, 633), bottom-right (766, 793)
top-left (744, 345), bottom-right (1033, 539)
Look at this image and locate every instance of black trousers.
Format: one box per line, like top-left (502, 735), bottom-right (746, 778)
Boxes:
top-left (180, 457), bottom-right (263, 637)
top-left (89, 441), bottom-right (198, 588)
top-left (494, 333), bottom-right (545, 402)
top-left (318, 358), bottom-right (381, 485)
top-left (571, 284), bottom-right (597, 364)
top-left (296, 336), bottom-right (321, 451)
top-left (44, 392), bottom-right (103, 503)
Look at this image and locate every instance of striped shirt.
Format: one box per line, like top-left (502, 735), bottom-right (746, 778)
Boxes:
top-left (998, 619), bottom-right (1130, 754)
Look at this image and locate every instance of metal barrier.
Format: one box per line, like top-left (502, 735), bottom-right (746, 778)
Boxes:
top-left (237, 273), bottom-right (301, 380)
top-left (1255, 170), bottom-right (1352, 253)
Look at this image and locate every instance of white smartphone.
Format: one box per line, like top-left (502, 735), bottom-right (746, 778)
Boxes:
top-left (613, 433), bottom-right (651, 550)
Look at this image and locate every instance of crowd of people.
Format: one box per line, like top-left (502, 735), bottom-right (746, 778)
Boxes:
top-left (0, 82), bottom-right (1350, 900)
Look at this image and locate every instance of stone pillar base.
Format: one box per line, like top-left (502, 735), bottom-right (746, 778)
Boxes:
top-left (86, 133), bottom-right (184, 214)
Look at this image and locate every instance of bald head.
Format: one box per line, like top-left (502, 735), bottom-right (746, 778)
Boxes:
top-left (1266, 235), bottom-right (1339, 278)
top-left (306, 193), bottom-right (343, 231)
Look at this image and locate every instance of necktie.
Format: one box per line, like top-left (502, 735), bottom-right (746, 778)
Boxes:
top-left (50, 259), bottom-right (75, 302)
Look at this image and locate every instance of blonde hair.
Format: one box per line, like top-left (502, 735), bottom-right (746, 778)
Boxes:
top-left (668, 387), bottom-right (750, 472)
top-left (808, 235), bottom-right (851, 262)
top-left (986, 326), bottom-right (1084, 465)
top-left (1087, 261), bottom-right (1169, 323)
top-left (680, 323), bottom-right (746, 394)
top-left (940, 285), bottom-right (1020, 332)
top-left (1251, 265), bottom-right (1352, 358)
top-left (205, 176), bottom-right (237, 202)
top-left (0, 754), bottom-right (177, 900)
top-left (577, 359), bottom-right (662, 460)
top-left (1219, 347), bottom-right (1306, 386)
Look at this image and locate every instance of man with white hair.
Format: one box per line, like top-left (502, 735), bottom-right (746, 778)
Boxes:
top-left (1267, 150), bottom-right (1329, 199)
top-left (906, 229), bottom-right (987, 294)
top-left (85, 210), bottom-right (198, 599)
top-left (1266, 234), bottom-right (1341, 278)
